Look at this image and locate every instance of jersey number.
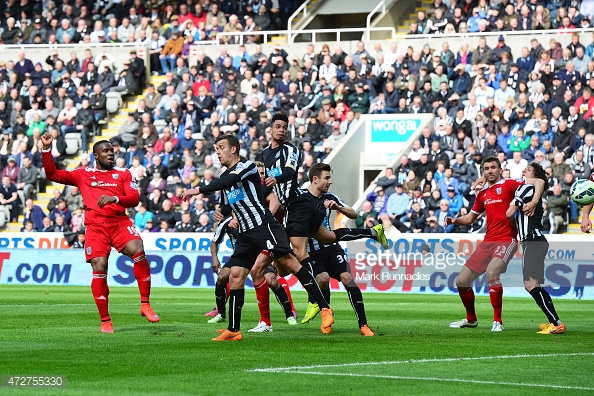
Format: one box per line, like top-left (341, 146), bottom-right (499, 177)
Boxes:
top-left (127, 226), bottom-right (140, 237)
top-left (336, 254), bottom-right (348, 263)
top-left (494, 245), bottom-right (507, 257)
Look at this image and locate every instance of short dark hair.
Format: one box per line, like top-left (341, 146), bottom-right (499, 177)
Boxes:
top-left (271, 112), bottom-right (288, 124)
top-left (482, 156), bottom-right (501, 169)
top-left (309, 162), bottom-right (331, 181)
top-left (92, 140), bottom-right (110, 155)
top-left (215, 134), bottom-right (240, 154)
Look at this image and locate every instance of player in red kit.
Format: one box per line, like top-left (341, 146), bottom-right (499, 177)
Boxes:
top-left (445, 157), bottom-right (544, 332)
top-left (41, 134), bottom-right (159, 333)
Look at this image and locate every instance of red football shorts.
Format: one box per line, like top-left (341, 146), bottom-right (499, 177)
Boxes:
top-left (84, 219), bottom-right (142, 262)
top-left (464, 238), bottom-right (518, 275)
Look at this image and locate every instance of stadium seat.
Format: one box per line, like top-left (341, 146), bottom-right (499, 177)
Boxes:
top-left (106, 92), bottom-right (122, 114)
top-left (64, 134), bottom-right (82, 155)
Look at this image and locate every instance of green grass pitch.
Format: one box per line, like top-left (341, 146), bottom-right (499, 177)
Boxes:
top-left (1, 285), bottom-right (593, 395)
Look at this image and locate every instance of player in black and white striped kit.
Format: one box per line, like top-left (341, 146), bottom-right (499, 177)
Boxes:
top-left (260, 113), bottom-right (388, 282)
top-left (302, 163), bottom-right (375, 336)
top-left (506, 162), bottom-right (565, 335)
top-left (183, 135), bottom-right (336, 340)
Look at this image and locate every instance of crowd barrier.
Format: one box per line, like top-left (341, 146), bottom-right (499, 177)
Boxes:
top-left (0, 233), bottom-right (591, 299)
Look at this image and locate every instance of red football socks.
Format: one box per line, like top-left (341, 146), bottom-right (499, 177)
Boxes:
top-left (254, 279), bottom-right (271, 326)
top-left (132, 252), bottom-right (151, 304)
top-left (458, 287), bottom-right (477, 322)
top-left (489, 278), bottom-right (503, 323)
top-left (276, 276), bottom-right (296, 313)
top-left (91, 271), bottom-right (110, 321)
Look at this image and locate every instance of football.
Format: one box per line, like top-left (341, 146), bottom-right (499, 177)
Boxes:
top-left (570, 179), bottom-right (594, 205)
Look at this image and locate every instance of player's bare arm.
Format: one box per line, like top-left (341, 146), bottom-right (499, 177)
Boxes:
top-left (581, 203), bottom-right (594, 233)
top-left (444, 211), bottom-right (479, 227)
top-left (209, 238), bottom-right (221, 273)
top-left (181, 186), bottom-right (201, 200)
top-left (471, 176), bottom-right (486, 190)
top-left (325, 200), bottom-right (357, 219)
top-left (506, 205), bottom-right (519, 228)
top-left (266, 191), bottom-right (281, 215)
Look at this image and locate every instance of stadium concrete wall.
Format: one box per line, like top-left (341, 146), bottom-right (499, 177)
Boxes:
top-left (0, 233), bottom-right (591, 299)
top-left (3, 44), bottom-right (150, 79)
top-left (189, 30), bottom-right (594, 67)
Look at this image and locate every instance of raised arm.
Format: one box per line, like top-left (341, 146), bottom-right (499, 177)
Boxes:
top-left (41, 133), bottom-right (78, 186)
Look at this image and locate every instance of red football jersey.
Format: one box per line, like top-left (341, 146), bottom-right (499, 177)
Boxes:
top-left (471, 178), bottom-right (525, 242)
top-left (43, 151), bottom-right (140, 226)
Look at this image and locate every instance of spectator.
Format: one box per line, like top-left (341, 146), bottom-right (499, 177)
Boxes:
top-left (23, 198), bottom-right (45, 231)
top-left (52, 214), bottom-right (72, 233)
top-left (16, 156), bottom-right (37, 204)
top-left (548, 184), bottom-right (568, 234)
top-left (0, 175), bottom-right (19, 222)
top-left (134, 204), bottom-right (154, 232)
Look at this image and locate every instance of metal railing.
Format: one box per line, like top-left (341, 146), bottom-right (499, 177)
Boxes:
top-left (204, 27), bottom-right (395, 46)
top-left (400, 27), bottom-right (594, 39)
top-left (366, 0), bottom-right (388, 41)
top-left (0, 42), bottom-right (146, 49)
top-left (287, 0), bottom-right (312, 42)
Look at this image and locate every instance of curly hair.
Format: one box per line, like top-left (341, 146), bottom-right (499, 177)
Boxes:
top-left (528, 161), bottom-right (550, 191)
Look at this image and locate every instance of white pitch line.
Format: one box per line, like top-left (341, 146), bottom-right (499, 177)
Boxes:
top-left (279, 371), bottom-right (594, 391)
top-left (248, 352), bottom-right (594, 373)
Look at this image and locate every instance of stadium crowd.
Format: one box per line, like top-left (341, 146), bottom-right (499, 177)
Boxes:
top-left (1, 0), bottom-right (594, 239)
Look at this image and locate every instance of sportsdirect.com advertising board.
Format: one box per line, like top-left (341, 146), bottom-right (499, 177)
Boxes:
top-left (0, 233), bottom-right (591, 299)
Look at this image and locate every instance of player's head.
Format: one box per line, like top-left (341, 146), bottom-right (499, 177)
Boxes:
top-left (526, 162), bottom-right (550, 190)
top-left (482, 156), bottom-right (502, 184)
top-left (254, 160), bottom-right (265, 181)
top-left (309, 163), bottom-right (332, 193)
top-left (214, 134), bottom-right (240, 167)
top-left (270, 113), bottom-right (288, 143)
top-left (92, 140), bottom-right (114, 170)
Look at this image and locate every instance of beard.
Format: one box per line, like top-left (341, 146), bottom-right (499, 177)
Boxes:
top-left (97, 159), bottom-right (114, 170)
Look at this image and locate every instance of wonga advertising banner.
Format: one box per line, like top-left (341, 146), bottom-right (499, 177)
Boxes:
top-left (0, 233), bottom-right (592, 299)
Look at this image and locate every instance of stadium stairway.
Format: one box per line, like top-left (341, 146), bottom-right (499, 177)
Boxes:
top-left (3, 75), bottom-right (166, 232)
top-left (397, 0), bottom-right (433, 35)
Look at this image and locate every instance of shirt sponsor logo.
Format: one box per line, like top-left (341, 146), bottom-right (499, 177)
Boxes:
top-left (91, 181), bottom-right (118, 187)
top-left (227, 187), bottom-right (245, 204)
top-left (267, 167), bottom-right (282, 177)
top-left (484, 198), bottom-right (503, 205)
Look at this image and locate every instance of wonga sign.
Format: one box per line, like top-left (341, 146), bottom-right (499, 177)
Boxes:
top-left (364, 114), bottom-right (430, 152)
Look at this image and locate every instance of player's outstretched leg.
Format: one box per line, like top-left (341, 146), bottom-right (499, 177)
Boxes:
top-left (92, 270), bottom-right (113, 333)
top-left (131, 251), bottom-right (160, 323)
top-left (318, 225), bottom-right (388, 250)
